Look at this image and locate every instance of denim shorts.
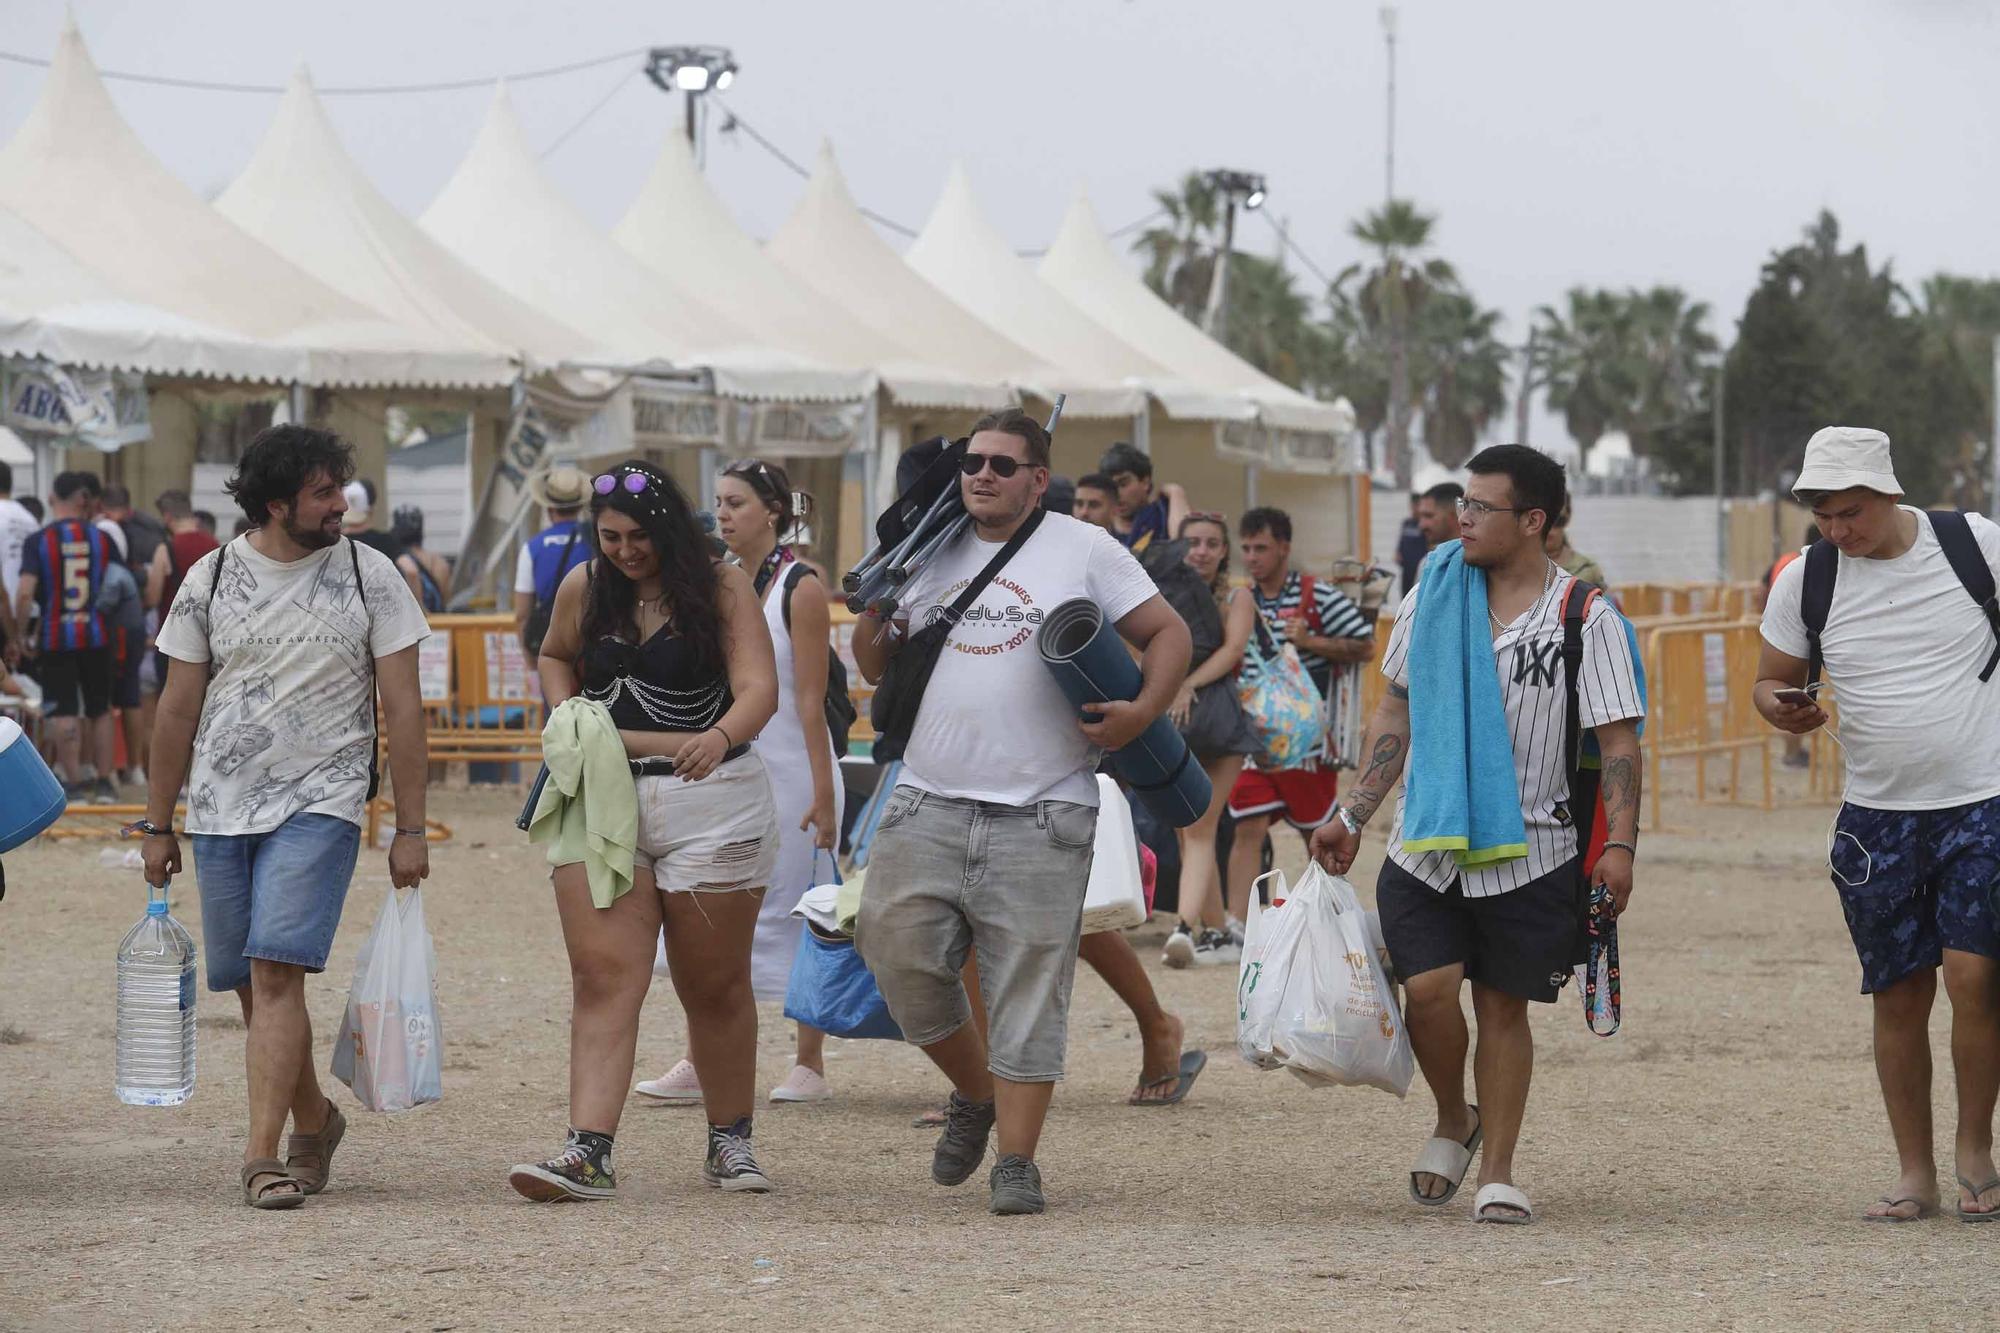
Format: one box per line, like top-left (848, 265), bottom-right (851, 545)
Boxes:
top-left (854, 787), bottom-right (1097, 1082)
top-left (192, 812), bottom-right (362, 992)
top-left (1831, 797), bottom-right (2000, 994)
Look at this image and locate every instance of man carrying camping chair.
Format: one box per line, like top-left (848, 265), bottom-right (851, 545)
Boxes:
top-left (1311, 444), bottom-right (1645, 1226)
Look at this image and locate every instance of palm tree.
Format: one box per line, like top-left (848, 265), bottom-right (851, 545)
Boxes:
top-left (1337, 200), bottom-right (1456, 487)
top-left (1135, 173), bottom-right (1223, 323)
top-left (1622, 286), bottom-right (1719, 459)
top-left (1326, 287), bottom-right (1389, 466)
top-left (1534, 289), bottom-right (1629, 475)
top-left (1416, 291), bottom-right (1511, 470)
top-left (1536, 287), bottom-right (1719, 476)
top-left (1221, 252), bottom-right (1339, 392)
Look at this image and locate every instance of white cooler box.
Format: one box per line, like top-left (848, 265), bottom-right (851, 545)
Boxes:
top-left (1080, 775), bottom-right (1148, 934)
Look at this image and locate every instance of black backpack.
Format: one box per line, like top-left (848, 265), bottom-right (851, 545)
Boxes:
top-left (1135, 537), bottom-right (1223, 651)
top-left (1800, 510), bottom-right (2000, 692)
top-left (782, 563), bottom-right (856, 756)
top-left (1559, 578), bottom-right (1607, 854)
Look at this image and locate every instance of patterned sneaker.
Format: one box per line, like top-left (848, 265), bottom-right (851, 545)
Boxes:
top-left (509, 1136), bottom-right (616, 1202)
top-left (931, 1091), bottom-right (997, 1186)
top-left (989, 1154), bottom-right (1046, 1215)
top-left (703, 1122), bottom-right (773, 1193)
top-left (769, 1064), bottom-right (833, 1104)
top-left (634, 1058), bottom-right (703, 1105)
top-left (1193, 928), bottom-right (1240, 966)
top-left (1161, 924), bottom-right (1196, 969)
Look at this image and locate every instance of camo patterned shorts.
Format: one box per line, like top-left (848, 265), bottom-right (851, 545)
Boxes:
top-left (1831, 797), bottom-right (2000, 994)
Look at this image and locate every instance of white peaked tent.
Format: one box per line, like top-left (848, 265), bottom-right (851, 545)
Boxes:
top-left (422, 86), bottom-right (867, 403)
top-left (217, 69), bottom-right (596, 370)
top-left (905, 164), bottom-right (1250, 426)
top-left (0, 200), bottom-right (294, 381)
top-left (767, 144), bottom-right (1140, 419)
top-left (1039, 193), bottom-right (1355, 446)
top-left (0, 21), bottom-right (511, 389)
top-left (613, 132), bottom-right (1006, 411)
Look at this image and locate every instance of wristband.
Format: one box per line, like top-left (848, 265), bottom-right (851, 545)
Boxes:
top-left (1600, 840), bottom-right (1637, 858)
top-left (395, 827), bottom-right (426, 838)
top-left (123, 819), bottom-right (176, 838)
top-left (1334, 806), bottom-right (1362, 836)
top-left (710, 722), bottom-right (734, 748)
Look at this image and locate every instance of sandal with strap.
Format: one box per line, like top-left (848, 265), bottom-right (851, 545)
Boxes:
top-left (286, 1099), bottom-right (347, 1196)
top-left (1409, 1106), bottom-right (1482, 1207)
top-left (1862, 1195), bottom-right (1939, 1223)
top-left (241, 1157), bottom-right (307, 1210)
top-left (1956, 1174), bottom-right (2000, 1223)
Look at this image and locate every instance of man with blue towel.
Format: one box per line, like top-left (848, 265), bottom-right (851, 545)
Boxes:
top-left (1312, 445), bottom-right (1645, 1226)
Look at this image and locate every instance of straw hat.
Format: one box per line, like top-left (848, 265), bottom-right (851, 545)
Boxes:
top-left (533, 465), bottom-right (589, 509)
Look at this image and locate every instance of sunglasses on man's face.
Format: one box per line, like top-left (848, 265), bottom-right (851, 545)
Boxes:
top-left (960, 452), bottom-right (1032, 479)
top-left (594, 472), bottom-right (651, 496)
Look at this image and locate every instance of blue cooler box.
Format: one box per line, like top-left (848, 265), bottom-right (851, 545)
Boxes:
top-left (0, 717), bottom-right (65, 852)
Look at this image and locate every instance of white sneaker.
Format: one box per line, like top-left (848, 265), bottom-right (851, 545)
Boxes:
top-left (1162, 925), bottom-right (1196, 969)
top-left (768, 1064), bottom-right (833, 1104)
top-left (634, 1058), bottom-right (703, 1104)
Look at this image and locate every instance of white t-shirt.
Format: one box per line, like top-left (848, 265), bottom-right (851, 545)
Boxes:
top-left (1761, 507), bottom-right (2000, 810)
top-left (95, 517), bottom-right (129, 562)
top-left (897, 512), bottom-right (1157, 808)
top-left (1381, 570), bottom-right (1645, 898)
top-left (513, 541), bottom-right (536, 595)
top-left (156, 535), bottom-right (429, 835)
top-left (0, 498), bottom-right (38, 601)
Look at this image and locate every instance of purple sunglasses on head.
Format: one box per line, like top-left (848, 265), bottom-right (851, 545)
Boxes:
top-left (594, 472), bottom-right (651, 496)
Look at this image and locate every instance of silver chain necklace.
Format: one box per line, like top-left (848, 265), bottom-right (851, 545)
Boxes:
top-left (1489, 559), bottom-right (1559, 635)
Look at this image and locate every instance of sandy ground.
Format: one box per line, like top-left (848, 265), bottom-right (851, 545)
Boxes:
top-left (2, 767), bottom-right (1994, 1333)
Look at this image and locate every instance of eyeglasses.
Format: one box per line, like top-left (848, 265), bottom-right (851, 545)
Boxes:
top-left (960, 452), bottom-right (1029, 479)
top-left (1185, 510), bottom-right (1227, 525)
top-left (1455, 497), bottom-right (1524, 521)
top-left (594, 472), bottom-right (651, 496)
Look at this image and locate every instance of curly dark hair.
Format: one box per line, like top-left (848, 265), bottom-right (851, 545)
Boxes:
top-left (225, 425), bottom-right (355, 529)
top-left (581, 460), bottom-right (724, 673)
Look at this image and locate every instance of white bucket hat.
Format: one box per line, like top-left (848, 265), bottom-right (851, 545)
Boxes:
top-left (1793, 426), bottom-right (1903, 499)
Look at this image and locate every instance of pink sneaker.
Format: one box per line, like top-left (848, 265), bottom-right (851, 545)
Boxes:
top-left (768, 1064), bottom-right (833, 1104)
top-left (634, 1058), bottom-right (703, 1104)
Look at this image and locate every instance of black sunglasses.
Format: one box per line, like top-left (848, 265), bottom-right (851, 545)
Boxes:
top-left (960, 451), bottom-right (1032, 479)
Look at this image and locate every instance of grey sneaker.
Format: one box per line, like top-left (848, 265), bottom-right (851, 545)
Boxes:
top-left (702, 1126), bottom-right (773, 1193)
top-left (988, 1153), bottom-right (1045, 1215)
top-left (931, 1091), bottom-right (996, 1186)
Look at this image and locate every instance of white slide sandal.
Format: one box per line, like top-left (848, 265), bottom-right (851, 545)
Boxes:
top-left (1473, 1182), bottom-right (1534, 1225)
top-left (1408, 1106), bottom-right (1482, 1207)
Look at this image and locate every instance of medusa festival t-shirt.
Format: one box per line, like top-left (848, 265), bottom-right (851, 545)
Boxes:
top-left (155, 535), bottom-right (428, 836)
top-left (897, 512), bottom-right (1157, 808)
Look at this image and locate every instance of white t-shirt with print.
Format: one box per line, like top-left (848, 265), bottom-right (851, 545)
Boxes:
top-left (155, 535), bottom-right (429, 835)
top-left (897, 512), bottom-right (1158, 808)
top-left (1380, 570), bottom-right (1645, 898)
top-left (0, 498), bottom-right (37, 601)
top-left (1761, 507), bottom-right (2000, 811)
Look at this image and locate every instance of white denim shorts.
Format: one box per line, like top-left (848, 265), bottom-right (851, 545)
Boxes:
top-left (634, 751), bottom-right (780, 893)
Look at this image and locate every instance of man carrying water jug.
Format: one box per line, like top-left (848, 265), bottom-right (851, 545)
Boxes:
top-left (138, 425), bottom-right (432, 1209)
top-left (1753, 427), bottom-right (2000, 1223)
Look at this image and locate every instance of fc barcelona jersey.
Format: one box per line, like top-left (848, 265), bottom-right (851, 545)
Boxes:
top-left (22, 518), bottom-right (110, 651)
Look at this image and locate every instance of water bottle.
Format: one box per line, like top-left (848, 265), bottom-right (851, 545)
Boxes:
top-left (115, 879), bottom-right (197, 1106)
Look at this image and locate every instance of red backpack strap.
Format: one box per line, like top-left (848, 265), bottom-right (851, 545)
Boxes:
top-left (1298, 572), bottom-right (1324, 635)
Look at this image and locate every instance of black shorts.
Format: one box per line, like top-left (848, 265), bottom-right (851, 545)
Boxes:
top-left (111, 629), bottom-right (143, 709)
top-left (37, 647), bottom-right (114, 720)
top-left (1377, 856), bottom-right (1587, 1003)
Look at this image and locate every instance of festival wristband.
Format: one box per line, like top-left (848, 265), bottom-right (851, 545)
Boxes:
top-left (1600, 840), bottom-right (1637, 858)
top-left (1335, 806), bottom-right (1362, 836)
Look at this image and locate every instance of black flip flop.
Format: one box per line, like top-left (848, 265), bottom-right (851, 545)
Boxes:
top-left (1129, 1049), bottom-right (1207, 1107)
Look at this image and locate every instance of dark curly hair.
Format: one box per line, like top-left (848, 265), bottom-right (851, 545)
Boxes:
top-left (225, 425), bottom-right (355, 529)
top-left (581, 460), bottom-right (724, 673)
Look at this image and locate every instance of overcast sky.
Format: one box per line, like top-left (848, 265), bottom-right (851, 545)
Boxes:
top-left (5, 0), bottom-right (1997, 460)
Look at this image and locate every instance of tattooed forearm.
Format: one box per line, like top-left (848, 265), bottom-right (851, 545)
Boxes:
top-left (1346, 732), bottom-right (1408, 826)
top-left (1600, 753), bottom-right (1639, 843)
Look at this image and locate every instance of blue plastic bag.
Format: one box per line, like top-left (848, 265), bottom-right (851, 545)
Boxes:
top-left (783, 921), bottom-right (903, 1041)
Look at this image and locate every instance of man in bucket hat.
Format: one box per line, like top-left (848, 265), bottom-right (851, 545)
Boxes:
top-left (514, 466), bottom-right (592, 665)
top-left (1753, 425), bottom-right (2000, 1223)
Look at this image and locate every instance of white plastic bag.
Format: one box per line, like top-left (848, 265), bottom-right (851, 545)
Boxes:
top-left (1081, 776), bottom-right (1147, 934)
top-left (1235, 864), bottom-right (1413, 1097)
top-left (331, 887), bottom-right (443, 1112)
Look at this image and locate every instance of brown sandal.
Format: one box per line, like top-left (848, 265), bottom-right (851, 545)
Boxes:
top-left (241, 1158), bottom-right (307, 1209)
top-left (286, 1100), bottom-right (347, 1195)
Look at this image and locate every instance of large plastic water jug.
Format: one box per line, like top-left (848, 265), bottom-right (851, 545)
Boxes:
top-left (0, 716), bottom-right (65, 853)
top-left (115, 879), bottom-right (198, 1106)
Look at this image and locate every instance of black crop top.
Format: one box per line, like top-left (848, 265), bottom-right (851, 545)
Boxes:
top-left (578, 627), bottom-right (732, 733)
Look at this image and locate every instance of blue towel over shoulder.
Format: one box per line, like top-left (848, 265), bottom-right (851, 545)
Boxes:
top-left (1402, 541), bottom-right (1528, 868)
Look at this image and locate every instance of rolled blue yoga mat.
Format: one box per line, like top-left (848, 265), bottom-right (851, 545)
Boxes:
top-left (1038, 598), bottom-right (1212, 828)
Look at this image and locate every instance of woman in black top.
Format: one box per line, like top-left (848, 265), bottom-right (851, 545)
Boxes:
top-left (511, 460), bottom-right (780, 1201)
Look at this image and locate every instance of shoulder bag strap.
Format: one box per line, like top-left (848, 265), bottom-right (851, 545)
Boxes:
top-left (934, 507), bottom-right (1045, 635)
top-left (1298, 572), bottom-right (1324, 635)
top-left (782, 560), bottom-right (810, 634)
top-left (1560, 577), bottom-right (1601, 789)
top-left (349, 538), bottom-right (381, 797)
top-left (550, 522), bottom-right (582, 593)
top-left (1799, 539), bottom-right (1839, 692)
top-left (1930, 510), bottom-right (2000, 683)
